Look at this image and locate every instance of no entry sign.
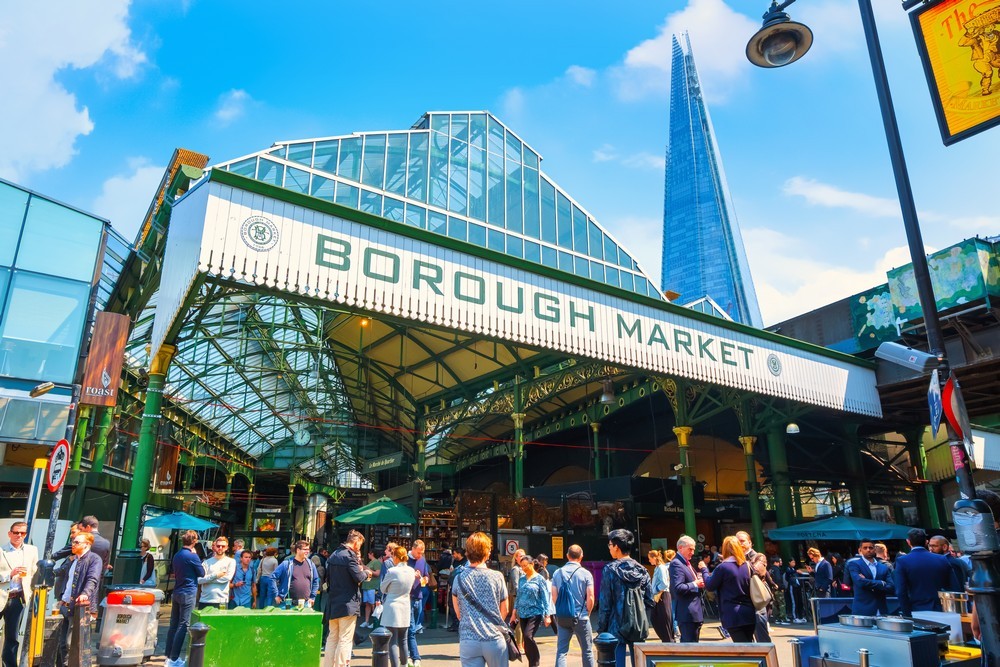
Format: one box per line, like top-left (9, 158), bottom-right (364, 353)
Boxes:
top-left (47, 439), bottom-right (71, 493)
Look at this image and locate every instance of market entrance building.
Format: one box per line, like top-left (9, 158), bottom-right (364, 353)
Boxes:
top-left (99, 112), bottom-right (892, 567)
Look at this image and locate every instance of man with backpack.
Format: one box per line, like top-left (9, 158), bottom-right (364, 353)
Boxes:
top-left (597, 529), bottom-right (653, 667)
top-left (551, 545), bottom-right (595, 667)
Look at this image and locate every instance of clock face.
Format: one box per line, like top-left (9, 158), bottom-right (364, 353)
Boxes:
top-left (294, 429), bottom-right (311, 446)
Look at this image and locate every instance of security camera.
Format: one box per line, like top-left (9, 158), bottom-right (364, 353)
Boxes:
top-left (874, 341), bottom-right (941, 373)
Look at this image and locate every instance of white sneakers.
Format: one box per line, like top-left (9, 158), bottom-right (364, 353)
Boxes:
top-left (165, 659), bottom-right (186, 667)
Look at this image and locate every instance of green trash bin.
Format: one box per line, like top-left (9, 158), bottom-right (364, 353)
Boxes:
top-left (190, 606), bottom-right (323, 666)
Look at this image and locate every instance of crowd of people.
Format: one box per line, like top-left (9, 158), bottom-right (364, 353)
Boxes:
top-left (7, 494), bottom-right (999, 667)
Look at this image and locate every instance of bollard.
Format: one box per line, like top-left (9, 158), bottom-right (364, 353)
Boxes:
top-left (858, 648), bottom-right (870, 667)
top-left (188, 623), bottom-right (211, 667)
top-left (370, 626), bottom-right (391, 667)
top-left (788, 638), bottom-right (802, 667)
top-left (594, 632), bottom-right (618, 667)
top-left (70, 607), bottom-right (93, 667)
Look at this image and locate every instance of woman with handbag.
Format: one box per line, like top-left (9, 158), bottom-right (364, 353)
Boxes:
top-left (647, 550), bottom-right (673, 642)
top-left (512, 556), bottom-right (551, 667)
top-left (749, 552), bottom-right (773, 642)
top-left (380, 545), bottom-right (417, 667)
top-left (703, 536), bottom-right (755, 642)
top-left (451, 532), bottom-right (511, 667)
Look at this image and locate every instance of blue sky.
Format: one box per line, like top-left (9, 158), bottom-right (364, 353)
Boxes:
top-left (3, 0), bottom-right (998, 326)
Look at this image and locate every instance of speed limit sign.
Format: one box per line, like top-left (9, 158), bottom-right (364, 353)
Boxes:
top-left (504, 539), bottom-right (519, 556)
top-left (47, 439), bottom-right (71, 493)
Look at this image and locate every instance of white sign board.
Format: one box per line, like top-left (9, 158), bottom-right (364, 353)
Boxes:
top-left (152, 174), bottom-right (882, 417)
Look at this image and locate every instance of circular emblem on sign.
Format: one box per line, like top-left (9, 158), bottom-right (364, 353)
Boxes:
top-left (504, 540), bottom-right (518, 556)
top-left (240, 215), bottom-right (279, 252)
top-left (47, 439), bottom-right (71, 493)
top-left (766, 353), bottom-right (782, 377)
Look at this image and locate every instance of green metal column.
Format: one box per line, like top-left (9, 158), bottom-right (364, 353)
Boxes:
top-left (287, 484), bottom-right (296, 515)
top-left (590, 422), bottom-right (602, 480)
top-left (767, 425), bottom-right (795, 561)
top-left (183, 454), bottom-right (195, 492)
top-left (512, 377), bottom-right (525, 497)
top-left (673, 426), bottom-right (697, 538)
top-left (413, 438), bottom-right (426, 534)
top-left (90, 406), bottom-right (115, 475)
top-left (740, 436), bottom-right (765, 550)
top-left (121, 344), bottom-right (175, 550)
top-left (244, 483), bottom-right (256, 531)
top-left (843, 425), bottom-right (871, 519)
top-left (224, 473), bottom-right (235, 510)
top-left (512, 413), bottom-right (525, 497)
top-left (905, 429), bottom-right (941, 528)
top-left (71, 406), bottom-right (92, 470)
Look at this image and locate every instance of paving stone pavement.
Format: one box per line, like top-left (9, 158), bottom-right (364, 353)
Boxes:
top-left (138, 608), bottom-right (816, 666)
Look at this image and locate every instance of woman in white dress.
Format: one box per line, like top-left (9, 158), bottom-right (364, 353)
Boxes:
top-left (380, 545), bottom-right (417, 667)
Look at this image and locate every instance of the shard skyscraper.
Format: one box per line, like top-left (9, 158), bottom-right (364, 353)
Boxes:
top-left (661, 34), bottom-right (762, 327)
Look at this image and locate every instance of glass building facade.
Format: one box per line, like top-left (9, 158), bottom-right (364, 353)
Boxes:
top-left (216, 111), bottom-right (659, 297)
top-left (0, 178), bottom-right (119, 444)
top-left (661, 35), bottom-right (762, 327)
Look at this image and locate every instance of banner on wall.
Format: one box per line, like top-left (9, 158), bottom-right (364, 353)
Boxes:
top-left (80, 312), bottom-right (130, 407)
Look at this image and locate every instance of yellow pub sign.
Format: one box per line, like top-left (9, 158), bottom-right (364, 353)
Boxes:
top-left (912, 0), bottom-right (1000, 144)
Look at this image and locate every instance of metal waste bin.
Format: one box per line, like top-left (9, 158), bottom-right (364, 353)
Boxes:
top-left (97, 589), bottom-right (156, 665)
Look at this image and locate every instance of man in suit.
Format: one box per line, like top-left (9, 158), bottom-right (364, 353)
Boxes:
top-left (929, 535), bottom-right (971, 591)
top-left (53, 516), bottom-right (111, 569)
top-left (808, 548), bottom-right (834, 597)
top-left (669, 535), bottom-right (706, 642)
top-left (56, 532), bottom-right (102, 667)
top-left (845, 539), bottom-right (894, 616)
top-left (1, 521), bottom-right (39, 667)
top-left (895, 528), bottom-right (960, 616)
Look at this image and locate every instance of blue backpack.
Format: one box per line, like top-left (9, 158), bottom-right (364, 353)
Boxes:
top-left (554, 566), bottom-right (583, 628)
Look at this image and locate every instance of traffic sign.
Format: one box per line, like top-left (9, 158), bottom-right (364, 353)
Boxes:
top-left (942, 372), bottom-right (975, 463)
top-left (928, 369), bottom-right (943, 437)
top-left (46, 439), bottom-right (71, 493)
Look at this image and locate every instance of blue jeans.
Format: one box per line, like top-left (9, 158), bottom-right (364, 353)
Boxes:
top-left (615, 641), bottom-right (637, 667)
top-left (407, 599), bottom-right (422, 660)
top-left (257, 576), bottom-right (277, 608)
top-left (166, 590), bottom-right (196, 661)
top-left (555, 618), bottom-right (594, 667)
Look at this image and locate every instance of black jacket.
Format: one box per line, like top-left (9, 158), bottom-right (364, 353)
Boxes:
top-left (324, 544), bottom-right (370, 619)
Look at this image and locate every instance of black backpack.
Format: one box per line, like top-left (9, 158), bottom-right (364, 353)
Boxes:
top-left (618, 581), bottom-right (650, 643)
top-left (554, 566), bottom-right (582, 628)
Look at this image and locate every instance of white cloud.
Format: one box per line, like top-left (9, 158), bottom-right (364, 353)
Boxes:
top-left (565, 65), bottom-right (597, 87)
top-left (744, 226), bottom-right (910, 325)
top-left (783, 176), bottom-right (901, 218)
top-left (92, 158), bottom-right (165, 241)
top-left (613, 0), bottom-right (758, 103)
top-left (502, 87), bottom-right (526, 118)
top-left (622, 152), bottom-right (666, 171)
top-left (593, 144), bottom-right (618, 162)
top-left (0, 1), bottom-right (145, 181)
top-left (946, 215), bottom-right (1000, 234)
top-left (214, 89), bottom-right (252, 125)
top-left (781, 176), bottom-right (1000, 237)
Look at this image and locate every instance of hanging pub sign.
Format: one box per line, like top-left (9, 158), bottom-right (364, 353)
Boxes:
top-left (80, 312), bottom-right (130, 407)
top-left (910, 0), bottom-right (1000, 145)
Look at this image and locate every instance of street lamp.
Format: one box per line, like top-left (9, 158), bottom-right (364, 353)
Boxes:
top-left (747, 0), bottom-right (1000, 660)
top-left (745, 1), bottom-right (813, 68)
